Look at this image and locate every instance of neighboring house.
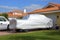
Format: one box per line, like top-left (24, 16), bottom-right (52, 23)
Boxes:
top-left (28, 3), bottom-right (60, 27)
top-left (7, 10), bottom-right (24, 18)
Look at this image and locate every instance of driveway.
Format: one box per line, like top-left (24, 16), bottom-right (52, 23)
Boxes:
top-left (0, 31), bottom-right (11, 36)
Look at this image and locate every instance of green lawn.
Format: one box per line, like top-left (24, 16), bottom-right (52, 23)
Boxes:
top-left (0, 30), bottom-right (60, 40)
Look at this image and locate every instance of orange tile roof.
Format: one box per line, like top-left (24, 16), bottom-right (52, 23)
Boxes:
top-left (7, 10), bottom-right (24, 18)
top-left (7, 10), bottom-right (28, 18)
top-left (10, 9), bottom-right (23, 13)
top-left (28, 3), bottom-right (60, 14)
top-left (49, 2), bottom-right (60, 7)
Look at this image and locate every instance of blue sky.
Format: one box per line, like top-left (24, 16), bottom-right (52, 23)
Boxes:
top-left (0, 0), bottom-right (60, 12)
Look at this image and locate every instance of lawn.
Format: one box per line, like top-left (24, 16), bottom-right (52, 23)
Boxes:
top-left (0, 30), bottom-right (60, 40)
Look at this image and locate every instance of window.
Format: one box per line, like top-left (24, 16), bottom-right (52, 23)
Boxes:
top-left (22, 15), bottom-right (30, 20)
top-left (57, 16), bottom-right (59, 19)
top-left (0, 18), bottom-right (6, 21)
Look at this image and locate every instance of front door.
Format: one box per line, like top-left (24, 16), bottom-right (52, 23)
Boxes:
top-left (0, 17), bottom-right (8, 30)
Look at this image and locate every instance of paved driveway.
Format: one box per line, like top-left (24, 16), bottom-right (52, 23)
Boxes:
top-left (0, 31), bottom-right (11, 36)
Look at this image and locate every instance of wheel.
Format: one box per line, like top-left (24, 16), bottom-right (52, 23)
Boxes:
top-left (55, 26), bottom-right (59, 30)
top-left (7, 25), bottom-right (10, 31)
top-left (52, 26), bottom-right (59, 30)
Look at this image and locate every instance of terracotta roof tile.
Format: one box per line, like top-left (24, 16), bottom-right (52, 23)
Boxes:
top-left (28, 3), bottom-right (60, 14)
top-left (7, 9), bottom-right (24, 18)
top-left (11, 9), bottom-right (23, 13)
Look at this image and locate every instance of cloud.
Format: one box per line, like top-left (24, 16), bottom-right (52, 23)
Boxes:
top-left (24, 4), bottom-right (43, 12)
top-left (0, 5), bottom-right (19, 10)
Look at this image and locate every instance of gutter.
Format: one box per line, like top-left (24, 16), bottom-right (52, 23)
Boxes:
top-left (40, 10), bottom-right (60, 14)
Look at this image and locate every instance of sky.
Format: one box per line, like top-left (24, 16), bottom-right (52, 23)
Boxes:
top-left (0, 0), bottom-right (60, 12)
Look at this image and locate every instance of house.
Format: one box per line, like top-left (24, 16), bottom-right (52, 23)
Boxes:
top-left (7, 9), bottom-right (27, 18)
top-left (28, 3), bottom-right (60, 27)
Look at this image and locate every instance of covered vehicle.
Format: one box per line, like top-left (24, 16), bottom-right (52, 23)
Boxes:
top-left (16, 14), bottom-right (53, 30)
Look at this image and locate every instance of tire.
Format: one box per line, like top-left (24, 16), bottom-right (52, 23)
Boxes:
top-left (7, 25), bottom-right (10, 31)
top-left (55, 26), bottom-right (59, 30)
top-left (52, 26), bottom-right (59, 30)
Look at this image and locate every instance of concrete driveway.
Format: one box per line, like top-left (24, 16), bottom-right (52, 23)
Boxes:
top-left (0, 31), bottom-right (11, 36)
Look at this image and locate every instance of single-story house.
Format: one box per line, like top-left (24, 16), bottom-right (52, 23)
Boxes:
top-left (7, 10), bottom-right (26, 18)
top-left (28, 3), bottom-right (60, 27)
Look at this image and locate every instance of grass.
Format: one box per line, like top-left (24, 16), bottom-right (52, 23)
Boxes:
top-left (0, 30), bottom-right (60, 40)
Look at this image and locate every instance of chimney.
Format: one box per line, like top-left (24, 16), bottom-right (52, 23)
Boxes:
top-left (24, 9), bottom-right (26, 13)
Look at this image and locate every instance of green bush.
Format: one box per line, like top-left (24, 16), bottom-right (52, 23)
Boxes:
top-left (0, 13), bottom-right (8, 19)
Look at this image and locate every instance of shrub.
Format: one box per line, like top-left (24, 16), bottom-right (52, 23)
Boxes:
top-left (0, 13), bottom-right (8, 19)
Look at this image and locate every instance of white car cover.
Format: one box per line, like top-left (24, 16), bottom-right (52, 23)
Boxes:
top-left (16, 14), bottom-right (53, 29)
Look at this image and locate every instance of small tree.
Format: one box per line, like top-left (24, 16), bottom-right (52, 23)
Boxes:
top-left (1, 13), bottom-right (8, 19)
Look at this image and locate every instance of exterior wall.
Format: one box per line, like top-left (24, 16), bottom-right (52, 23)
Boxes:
top-left (44, 12), bottom-right (60, 26)
top-left (56, 12), bottom-right (60, 26)
top-left (44, 13), bottom-right (57, 26)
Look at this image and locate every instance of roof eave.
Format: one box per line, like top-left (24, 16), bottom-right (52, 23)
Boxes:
top-left (28, 10), bottom-right (60, 14)
top-left (41, 10), bottom-right (60, 14)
